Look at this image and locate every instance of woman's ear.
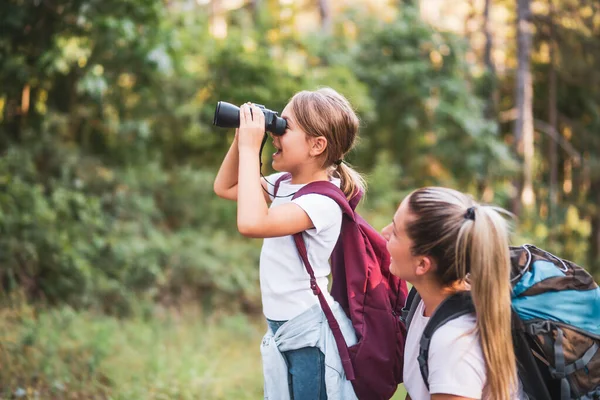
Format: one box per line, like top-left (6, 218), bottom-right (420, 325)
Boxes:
top-left (309, 136), bottom-right (328, 157)
top-left (415, 256), bottom-right (434, 277)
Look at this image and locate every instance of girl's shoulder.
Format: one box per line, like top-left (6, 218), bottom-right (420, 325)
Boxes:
top-left (264, 171), bottom-right (289, 185)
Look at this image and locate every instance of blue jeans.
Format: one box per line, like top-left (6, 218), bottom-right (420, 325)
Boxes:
top-left (267, 319), bottom-right (327, 400)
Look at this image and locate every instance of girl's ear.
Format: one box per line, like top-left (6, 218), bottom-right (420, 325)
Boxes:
top-left (309, 136), bottom-right (328, 157)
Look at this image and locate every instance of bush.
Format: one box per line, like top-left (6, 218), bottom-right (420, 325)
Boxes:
top-left (0, 143), bottom-right (261, 315)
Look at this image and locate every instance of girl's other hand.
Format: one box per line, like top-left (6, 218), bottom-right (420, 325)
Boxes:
top-left (238, 103), bottom-right (266, 152)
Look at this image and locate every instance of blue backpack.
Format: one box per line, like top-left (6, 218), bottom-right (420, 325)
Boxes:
top-left (402, 244), bottom-right (600, 400)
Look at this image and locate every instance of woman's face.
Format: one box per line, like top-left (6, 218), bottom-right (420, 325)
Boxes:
top-left (382, 197), bottom-right (421, 280)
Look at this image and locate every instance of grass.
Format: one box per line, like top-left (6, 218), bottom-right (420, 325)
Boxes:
top-left (0, 300), bottom-right (406, 399)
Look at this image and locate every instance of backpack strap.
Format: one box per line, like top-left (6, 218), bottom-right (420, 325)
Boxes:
top-left (401, 286), bottom-right (421, 330)
top-left (292, 231), bottom-right (355, 380)
top-left (512, 314), bottom-right (554, 400)
top-left (289, 180), bottom-right (356, 381)
top-left (293, 181), bottom-right (354, 215)
top-left (549, 325), bottom-right (598, 400)
top-left (272, 173), bottom-right (291, 198)
top-left (416, 291), bottom-right (560, 398)
top-left (417, 291), bottom-right (475, 390)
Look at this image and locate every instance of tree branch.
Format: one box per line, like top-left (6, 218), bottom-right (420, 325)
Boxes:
top-left (534, 119), bottom-right (582, 166)
top-left (499, 108), bottom-right (583, 165)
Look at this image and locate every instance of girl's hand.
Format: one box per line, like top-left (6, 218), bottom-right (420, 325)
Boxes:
top-left (237, 103), bottom-right (266, 152)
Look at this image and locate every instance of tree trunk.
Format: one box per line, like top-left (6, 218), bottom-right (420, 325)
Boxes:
top-left (2, 95), bottom-right (22, 145)
top-left (483, 0), bottom-right (498, 119)
top-left (465, 0), bottom-right (476, 41)
top-left (513, 0), bottom-right (535, 215)
top-left (548, 0), bottom-right (558, 229)
top-left (209, 0), bottom-right (226, 38)
top-left (590, 178), bottom-right (600, 277)
top-left (250, 0), bottom-right (261, 24)
top-left (318, 0), bottom-right (332, 35)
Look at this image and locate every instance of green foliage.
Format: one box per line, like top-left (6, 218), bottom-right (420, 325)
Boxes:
top-left (0, 138), bottom-right (261, 315)
top-left (515, 204), bottom-right (592, 269)
top-left (0, 299), bottom-right (408, 398)
top-left (0, 0), bottom-right (598, 314)
top-left (1, 0), bottom-right (597, 396)
top-left (347, 8), bottom-right (517, 190)
top-left (0, 301), bottom-right (266, 399)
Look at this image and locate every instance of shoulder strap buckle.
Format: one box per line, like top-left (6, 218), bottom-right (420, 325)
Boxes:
top-left (310, 278), bottom-right (321, 295)
top-left (526, 320), bottom-right (552, 335)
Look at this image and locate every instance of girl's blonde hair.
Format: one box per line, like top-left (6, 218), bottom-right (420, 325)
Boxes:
top-left (405, 187), bottom-right (517, 400)
top-left (290, 87), bottom-right (365, 199)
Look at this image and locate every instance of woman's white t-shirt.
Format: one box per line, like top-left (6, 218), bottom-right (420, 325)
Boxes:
top-left (259, 172), bottom-right (342, 321)
top-left (404, 299), bottom-right (487, 399)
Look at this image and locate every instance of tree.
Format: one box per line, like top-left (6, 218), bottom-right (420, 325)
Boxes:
top-left (483, 0), bottom-right (498, 120)
top-left (547, 0), bottom-right (558, 228)
top-left (318, 0), bottom-right (332, 35)
top-left (514, 0), bottom-right (535, 214)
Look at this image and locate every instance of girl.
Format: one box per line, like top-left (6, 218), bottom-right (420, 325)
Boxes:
top-left (382, 187), bottom-right (519, 400)
top-left (213, 88), bottom-right (363, 399)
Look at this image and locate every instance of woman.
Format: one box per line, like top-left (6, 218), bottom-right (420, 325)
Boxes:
top-left (382, 187), bottom-right (519, 400)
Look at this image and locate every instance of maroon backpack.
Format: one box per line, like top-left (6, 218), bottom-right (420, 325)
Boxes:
top-left (274, 174), bottom-right (408, 400)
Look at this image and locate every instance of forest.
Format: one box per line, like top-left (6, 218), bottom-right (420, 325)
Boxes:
top-left (1, 0), bottom-right (599, 398)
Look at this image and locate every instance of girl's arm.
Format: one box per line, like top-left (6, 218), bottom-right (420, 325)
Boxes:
top-left (213, 128), bottom-right (270, 202)
top-left (237, 103), bottom-right (314, 238)
top-left (213, 131), bottom-right (241, 200)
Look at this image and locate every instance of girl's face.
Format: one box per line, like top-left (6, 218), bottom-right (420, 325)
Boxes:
top-left (382, 197), bottom-right (421, 280)
top-left (270, 103), bottom-right (318, 174)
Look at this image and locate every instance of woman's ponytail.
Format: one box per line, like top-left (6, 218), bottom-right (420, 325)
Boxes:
top-left (457, 206), bottom-right (517, 400)
top-left (335, 161), bottom-right (366, 200)
top-left (406, 187), bottom-right (518, 400)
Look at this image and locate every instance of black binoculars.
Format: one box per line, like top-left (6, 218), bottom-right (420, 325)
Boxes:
top-left (213, 101), bottom-right (287, 136)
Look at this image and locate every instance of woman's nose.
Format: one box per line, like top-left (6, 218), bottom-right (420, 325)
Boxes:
top-left (381, 224), bottom-right (391, 241)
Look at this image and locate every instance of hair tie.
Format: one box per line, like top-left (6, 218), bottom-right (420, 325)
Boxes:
top-left (464, 206), bottom-right (476, 221)
top-left (334, 159), bottom-right (343, 166)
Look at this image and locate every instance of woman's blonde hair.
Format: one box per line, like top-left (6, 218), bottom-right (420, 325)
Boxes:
top-left (405, 187), bottom-right (517, 400)
top-left (290, 87), bottom-right (365, 199)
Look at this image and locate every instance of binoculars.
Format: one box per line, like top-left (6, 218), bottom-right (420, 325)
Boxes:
top-left (212, 101), bottom-right (287, 136)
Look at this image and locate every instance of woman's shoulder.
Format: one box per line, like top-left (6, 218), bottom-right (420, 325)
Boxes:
top-left (430, 313), bottom-right (479, 351)
top-left (427, 313), bottom-right (486, 395)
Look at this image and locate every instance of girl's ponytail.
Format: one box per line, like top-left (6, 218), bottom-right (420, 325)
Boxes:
top-left (456, 206), bottom-right (517, 400)
top-left (336, 161), bottom-right (366, 200)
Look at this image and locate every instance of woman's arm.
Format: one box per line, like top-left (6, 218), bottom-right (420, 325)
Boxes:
top-left (237, 104), bottom-right (314, 238)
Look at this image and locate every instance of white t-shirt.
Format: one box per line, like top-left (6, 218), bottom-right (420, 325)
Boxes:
top-left (259, 172), bottom-right (342, 321)
top-left (404, 299), bottom-right (487, 399)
